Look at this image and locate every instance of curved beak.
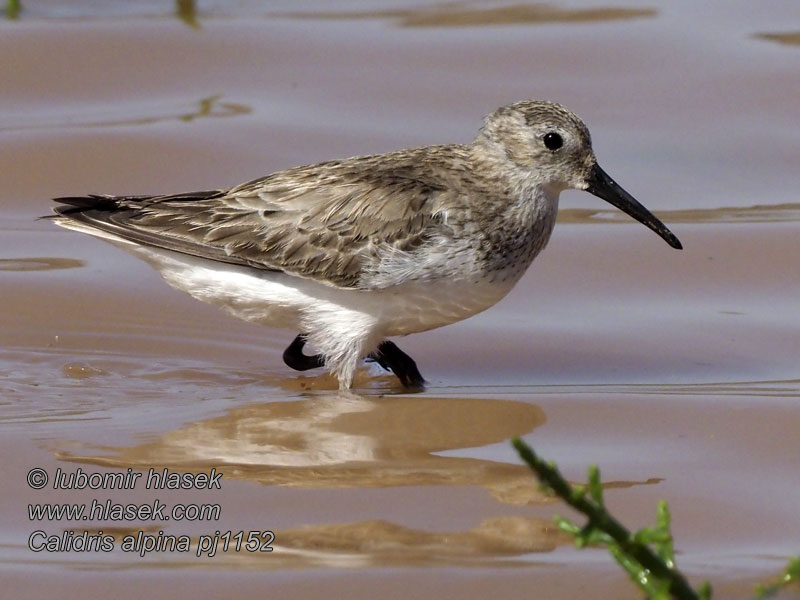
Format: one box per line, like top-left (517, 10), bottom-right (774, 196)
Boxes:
top-left (585, 164), bottom-right (682, 250)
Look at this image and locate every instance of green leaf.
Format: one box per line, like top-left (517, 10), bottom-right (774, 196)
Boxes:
top-left (697, 581), bottom-right (713, 600)
top-left (784, 555), bottom-right (800, 581)
top-left (6, 0), bottom-right (21, 19)
top-left (655, 500), bottom-right (675, 564)
top-left (753, 556), bottom-right (800, 599)
top-left (571, 484), bottom-right (586, 503)
top-left (588, 464), bottom-right (604, 506)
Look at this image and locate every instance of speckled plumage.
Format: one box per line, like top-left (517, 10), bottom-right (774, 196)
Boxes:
top-left (51, 100), bottom-right (681, 389)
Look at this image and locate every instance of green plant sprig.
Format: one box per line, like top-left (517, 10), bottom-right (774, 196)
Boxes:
top-left (5, 0), bottom-right (21, 20)
top-left (511, 437), bottom-right (711, 600)
top-left (754, 556), bottom-right (800, 599)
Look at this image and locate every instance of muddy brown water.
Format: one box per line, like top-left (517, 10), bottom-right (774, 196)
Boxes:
top-left (1, 2), bottom-right (799, 598)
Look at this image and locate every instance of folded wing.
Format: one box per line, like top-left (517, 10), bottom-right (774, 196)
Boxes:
top-left (52, 150), bottom-right (459, 289)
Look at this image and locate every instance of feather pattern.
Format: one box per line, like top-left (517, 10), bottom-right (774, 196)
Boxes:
top-left (54, 145), bottom-right (483, 290)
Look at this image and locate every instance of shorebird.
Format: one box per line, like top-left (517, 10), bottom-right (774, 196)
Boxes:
top-left (51, 100), bottom-right (681, 390)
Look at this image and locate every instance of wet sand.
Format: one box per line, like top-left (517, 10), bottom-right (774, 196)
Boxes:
top-left (1, 1), bottom-right (799, 598)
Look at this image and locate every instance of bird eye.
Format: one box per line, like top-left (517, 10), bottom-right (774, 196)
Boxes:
top-left (543, 132), bottom-right (563, 151)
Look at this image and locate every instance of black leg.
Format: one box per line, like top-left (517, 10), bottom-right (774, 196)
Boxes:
top-left (369, 341), bottom-right (425, 388)
top-left (283, 334), bottom-right (325, 371)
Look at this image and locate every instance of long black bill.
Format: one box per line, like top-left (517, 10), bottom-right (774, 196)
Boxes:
top-left (585, 164), bottom-right (682, 250)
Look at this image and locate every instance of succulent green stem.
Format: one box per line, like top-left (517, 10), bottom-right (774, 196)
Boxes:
top-left (512, 437), bottom-right (705, 600)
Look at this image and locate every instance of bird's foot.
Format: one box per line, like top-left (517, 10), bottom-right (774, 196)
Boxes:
top-left (283, 334), bottom-right (325, 371)
top-left (368, 341), bottom-right (425, 389)
top-left (285, 334), bottom-right (425, 390)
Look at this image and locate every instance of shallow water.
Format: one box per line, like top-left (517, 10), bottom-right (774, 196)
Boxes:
top-left (1, 1), bottom-right (799, 598)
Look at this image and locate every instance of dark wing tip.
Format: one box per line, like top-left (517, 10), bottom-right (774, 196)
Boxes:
top-left (46, 195), bottom-right (118, 220)
top-left (53, 194), bottom-right (120, 210)
top-left (53, 190), bottom-right (226, 208)
top-left (50, 190), bottom-right (228, 218)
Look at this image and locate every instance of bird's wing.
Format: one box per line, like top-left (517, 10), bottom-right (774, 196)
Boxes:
top-left (52, 151), bottom-right (461, 289)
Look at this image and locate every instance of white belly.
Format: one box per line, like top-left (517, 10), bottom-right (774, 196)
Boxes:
top-left (130, 244), bottom-right (517, 337)
top-left (54, 217), bottom-right (535, 387)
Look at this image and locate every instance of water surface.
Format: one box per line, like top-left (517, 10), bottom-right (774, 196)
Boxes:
top-left (1, 2), bottom-right (799, 598)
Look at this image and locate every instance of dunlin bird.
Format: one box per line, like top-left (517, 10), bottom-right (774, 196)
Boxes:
top-left (51, 100), bottom-right (681, 390)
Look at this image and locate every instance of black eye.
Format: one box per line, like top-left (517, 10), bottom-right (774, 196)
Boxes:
top-left (543, 132), bottom-right (563, 151)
